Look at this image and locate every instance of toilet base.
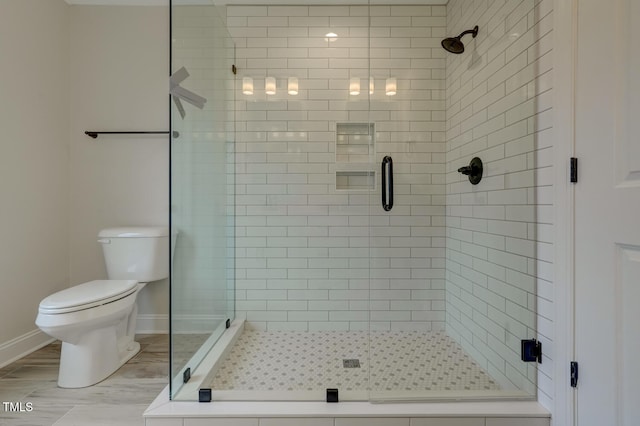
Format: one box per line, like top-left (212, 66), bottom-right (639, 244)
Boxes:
top-left (58, 327), bottom-right (140, 388)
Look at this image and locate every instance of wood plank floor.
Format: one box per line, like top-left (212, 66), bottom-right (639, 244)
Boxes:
top-left (0, 335), bottom-right (168, 426)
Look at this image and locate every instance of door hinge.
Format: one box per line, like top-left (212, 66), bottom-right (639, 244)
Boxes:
top-left (570, 157), bottom-right (578, 183)
top-left (521, 339), bottom-right (542, 363)
top-left (570, 361), bottom-right (579, 387)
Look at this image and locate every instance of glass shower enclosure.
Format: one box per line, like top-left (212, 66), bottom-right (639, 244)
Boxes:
top-left (169, 0), bottom-right (544, 404)
top-left (169, 1), bottom-right (236, 399)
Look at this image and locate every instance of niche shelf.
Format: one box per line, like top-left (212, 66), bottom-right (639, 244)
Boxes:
top-left (336, 170), bottom-right (376, 191)
top-left (335, 123), bottom-right (375, 164)
top-left (335, 123), bottom-right (375, 191)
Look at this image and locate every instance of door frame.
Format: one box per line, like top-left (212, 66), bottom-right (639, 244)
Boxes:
top-left (552, 0), bottom-right (578, 425)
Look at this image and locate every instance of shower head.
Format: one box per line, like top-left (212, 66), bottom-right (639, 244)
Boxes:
top-left (441, 25), bottom-right (479, 54)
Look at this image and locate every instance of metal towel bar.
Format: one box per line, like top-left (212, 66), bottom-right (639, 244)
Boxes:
top-left (84, 131), bottom-right (179, 139)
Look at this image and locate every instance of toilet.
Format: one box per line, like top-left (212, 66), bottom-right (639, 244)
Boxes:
top-left (36, 226), bottom-right (169, 388)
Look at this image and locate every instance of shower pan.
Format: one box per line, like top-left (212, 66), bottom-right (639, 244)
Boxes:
top-left (169, 0), bottom-right (546, 405)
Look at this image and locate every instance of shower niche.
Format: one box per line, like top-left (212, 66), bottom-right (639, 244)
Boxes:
top-left (335, 122), bottom-right (375, 192)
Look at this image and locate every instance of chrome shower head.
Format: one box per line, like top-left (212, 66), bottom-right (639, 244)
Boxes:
top-left (441, 25), bottom-right (479, 54)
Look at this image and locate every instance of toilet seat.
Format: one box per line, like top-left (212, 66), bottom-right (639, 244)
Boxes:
top-left (39, 280), bottom-right (138, 315)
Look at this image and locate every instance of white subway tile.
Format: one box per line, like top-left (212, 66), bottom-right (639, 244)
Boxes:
top-left (308, 6), bottom-right (349, 16)
top-left (288, 17), bottom-right (329, 27)
top-left (266, 279), bottom-right (307, 290)
top-left (288, 311), bottom-right (328, 321)
top-left (268, 6), bottom-right (308, 17)
top-left (486, 419), bottom-right (549, 426)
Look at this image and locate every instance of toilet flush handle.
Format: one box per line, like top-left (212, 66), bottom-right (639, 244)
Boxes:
top-left (97, 239), bottom-right (111, 244)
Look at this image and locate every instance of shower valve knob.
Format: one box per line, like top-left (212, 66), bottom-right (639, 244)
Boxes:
top-left (458, 157), bottom-right (483, 185)
top-left (457, 165), bottom-right (474, 175)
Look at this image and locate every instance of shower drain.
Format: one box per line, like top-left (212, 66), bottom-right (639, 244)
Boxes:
top-left (343, 359), bottom-right (361, 368)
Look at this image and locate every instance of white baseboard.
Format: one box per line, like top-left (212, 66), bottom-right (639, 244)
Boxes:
top-left (136, 314), bottom-right (169, 334)
top-left (0, 329), bottom-right (55, 368)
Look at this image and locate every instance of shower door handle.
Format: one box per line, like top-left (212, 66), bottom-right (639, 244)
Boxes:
top-left (381, 156), bottom-right (393, 212)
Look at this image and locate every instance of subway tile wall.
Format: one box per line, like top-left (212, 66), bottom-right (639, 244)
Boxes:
top-left (228, 4), bottom-right (447, 332)
top-left (445, 0), bottom-right (553, 402)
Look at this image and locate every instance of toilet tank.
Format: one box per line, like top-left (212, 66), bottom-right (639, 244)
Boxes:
top-left (98, 226), bottom-right (169, 282)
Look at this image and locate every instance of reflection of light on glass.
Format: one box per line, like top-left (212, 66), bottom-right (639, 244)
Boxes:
top-left (242, 77), bottom-right (254, 95)
top-left (369, 76), bottom-right (374, 95)
top-left (350, 77), bottom-right (360, 96)
top-left (265, 76), bottom-right (276, 95)
top-left (288, 77), bottom-right (299, 95)
top-left (386, 77), bottom-right (397, 96)
top-left (325, 32), bottom-right (338, 42)
top-left (509, 32), bottom-right (520, 40)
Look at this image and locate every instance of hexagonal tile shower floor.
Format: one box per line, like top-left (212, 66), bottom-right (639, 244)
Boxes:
top-left (210, 330), bottom-right (499, 392)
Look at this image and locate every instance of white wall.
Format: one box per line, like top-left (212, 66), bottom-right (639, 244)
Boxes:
top-left (68, 5), bottom-right (170, 330)
top-left (0, 0), bottom-right (70, 363)
top-left (444, 0), bottom-right (553, 403)
top-left (0, 3), bottom-right (170, 364)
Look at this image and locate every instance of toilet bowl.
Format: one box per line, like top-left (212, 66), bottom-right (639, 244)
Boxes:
top-left (36, 280), bottom-right (141, 388)
top-left (35, 226), bottom-right (169, 388)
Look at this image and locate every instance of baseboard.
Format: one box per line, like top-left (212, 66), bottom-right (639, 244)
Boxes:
top-left (136, 314), bottom-right (169, 334)
top-left (0, 329), bottom-right (55, 368)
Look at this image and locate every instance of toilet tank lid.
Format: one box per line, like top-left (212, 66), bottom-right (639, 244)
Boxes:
top-left (99, 226), bottom-right (169, 238)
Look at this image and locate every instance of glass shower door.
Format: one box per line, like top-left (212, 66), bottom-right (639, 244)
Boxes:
top-left (208, 1), bottom-right (375, 401)
top-left (367, 0), bottom-right (540, 402)
top-left (169, 0), bottom-right (235, 400)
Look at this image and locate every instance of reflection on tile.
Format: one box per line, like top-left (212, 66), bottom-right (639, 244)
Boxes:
top-left (1, 404), bottom-right (73, 426)
top-left (27, 379), bottom-right (168, 406)
top-left (52, 404), bottom-right (148, 426)
top-left (172, 333), bottom-right (210, 371)
top-left (0, 365), bottom-right (18, 379)
top-left (0, 379), bottom-right (52, 401)
top-left (138, 334), bottom-right (170, 352)
top-left (4, 365), bottom-right (60, 381)
top-left (127, 351), bottom-right (169, 365)
top-left (0, 334), bottom-right (169, 426)
top-left (112, 362), bottom-right (168, 379)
